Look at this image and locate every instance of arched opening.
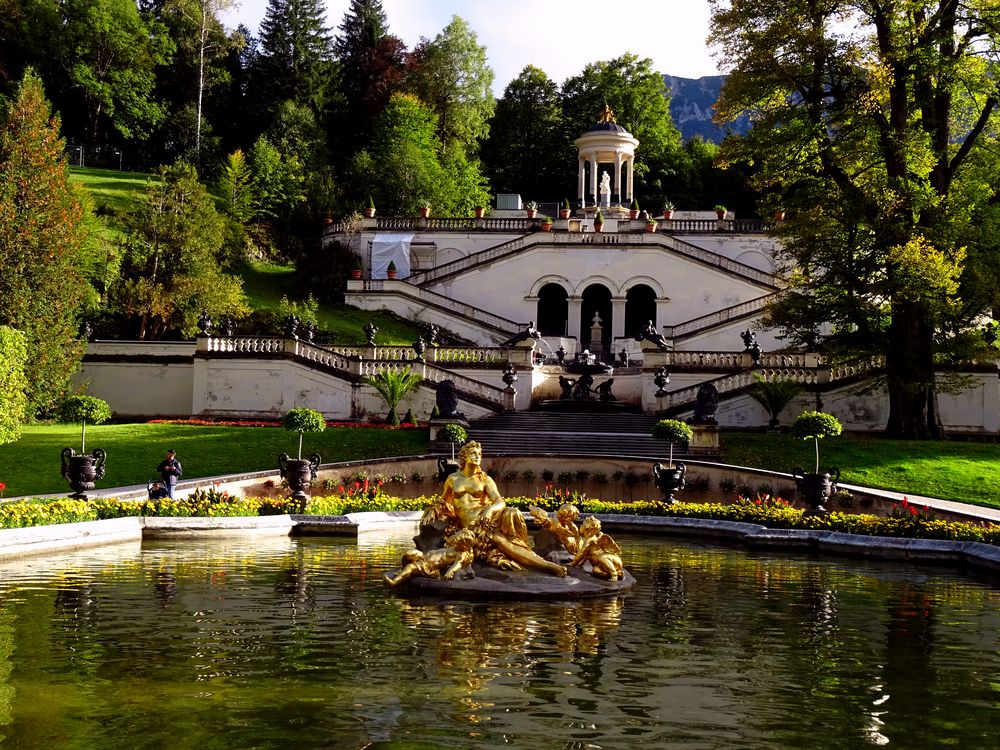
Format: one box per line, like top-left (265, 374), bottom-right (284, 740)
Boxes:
top-left (581, 284), bottom-right (613, 353)
top-left (536, 283), bottom-right (568, 336)
top-left (624, 284), bottom-right (658, 338)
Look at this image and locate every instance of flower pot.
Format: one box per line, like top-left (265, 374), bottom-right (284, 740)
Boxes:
top-left (663, 210), bottom-right (674, 220)
top-left (323, 216), bottom-right (334, 225)
top-left (419, 207), bottom-right (430, 218)
top-left (716, 210), bottom-right (726, 220)
top-left (387, 269), bottom-right (397, 279)
top-left (792, 467), bottom-right (840, 514)
top-left (559, 208), bottom-right (571, 219)
top-left (474, 206), bottom-right (485, 218)
top-left (279, 452), bottom-right (321, 501)
top-left (652, 461), bottom-right (686, 503)
top-left (526, 209), bottom-right (537, 219)
top-left (629, 209), bottom-right (639, 220)
top-left (541, 222), bottom-right (553, 232)
top-left (60, 447), bottom-right (107, 500)
top-left (363, 207), bottom-right (375, 218)
top-left (773, 210), bottom-right (785, 221)
top-left (594, 222), bottom-right (604, 233)
top-left (646, 223), bottom-right (657, 233)
top-left (350, 269), bottom-right (362, 279)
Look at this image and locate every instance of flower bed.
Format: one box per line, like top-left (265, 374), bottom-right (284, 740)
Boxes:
top-left (147, 418), bottom-right (425, 430)
top-left (3, 491), bottom-right (999, 547)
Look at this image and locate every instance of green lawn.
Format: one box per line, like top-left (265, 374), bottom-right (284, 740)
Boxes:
top-left (68, 165), bottom-right (155, 214)
top-left (0, 423), bottom-right (428, 499)
top-left (720, 432), bottom-right (1000, 508)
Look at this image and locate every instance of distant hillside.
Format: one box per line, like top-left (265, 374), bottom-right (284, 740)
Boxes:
top-left (664, 74), bottom-right (751, 144)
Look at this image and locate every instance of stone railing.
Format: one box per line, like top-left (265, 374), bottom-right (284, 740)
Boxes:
top-left (407, 235), bottom-right (528, 285)
top-left (358, 359), bottom-right (512, 410)
top-left (358, 279), bottom-right (524, 335)
top-left (665, 294), bottom-right (780, 339)
top-left (202, 336), bottom-right (286, 354)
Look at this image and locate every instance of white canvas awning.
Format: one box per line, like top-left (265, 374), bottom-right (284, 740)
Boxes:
top-left (371, 234), bottom-right (413, 279)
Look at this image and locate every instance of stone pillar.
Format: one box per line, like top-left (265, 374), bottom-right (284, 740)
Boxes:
top-left (590, 156), bottom-right (598, 206)
top-left (614, 151), bottom-right (623, 205)
top-left (627, 158), bottom-right (634, 204)
top-left (611, 297), bottom-right (627, 340)
top-left (567, 297), bottom-right (583, 343)
top-left (589, 316), bottom-right (604, 354)
top-left (578, 155), bottom-right (586, 207)
top-left (688, 424), bottom-right (720, 457)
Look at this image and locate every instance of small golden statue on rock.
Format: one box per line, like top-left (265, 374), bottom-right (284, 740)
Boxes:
top-left (385, 441), bottom-right (633, 598)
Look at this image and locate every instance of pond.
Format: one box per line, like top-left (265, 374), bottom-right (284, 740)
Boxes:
top-left (0, 532), bottom-right (999, 749)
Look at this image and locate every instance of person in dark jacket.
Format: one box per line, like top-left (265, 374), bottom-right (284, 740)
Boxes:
top-left (157, 449), bottom-right (182, 498)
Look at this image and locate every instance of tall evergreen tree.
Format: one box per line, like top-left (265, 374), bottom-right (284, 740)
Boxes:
top-left (254, 0), bottom-right (334, 122)
top-left (0, 70), bottom-right (93, 415)
top-left (332, 0), bottom-right (406, 156)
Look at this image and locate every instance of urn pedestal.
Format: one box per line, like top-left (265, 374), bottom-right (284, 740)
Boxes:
top-left (279, 453), bottom-right (321, 501)
top-left (60, 447), bottom-right (107, 500)
top-left (792, 467), bottom-right (840, 514)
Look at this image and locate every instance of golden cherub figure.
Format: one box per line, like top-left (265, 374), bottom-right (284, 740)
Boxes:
top-left (384, 529), bottom-right (476, 586)
top-left (529, 503), bottom-right (582, 554)
top-left (571, 516), bottom-right (624, 581)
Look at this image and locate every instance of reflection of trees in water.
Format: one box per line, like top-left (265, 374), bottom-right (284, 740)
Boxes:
top-left (395, 598), bottom-right (624, 711)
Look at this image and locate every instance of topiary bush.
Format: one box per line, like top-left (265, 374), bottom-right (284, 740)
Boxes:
top-left (652, 418), bottom-right (694, 466)
top-left (282, 408), bottom-right (326, 459)
top-left (57, 395), bottom-right (112, 452)
top-left (790, 410), bottom-right (842, 472)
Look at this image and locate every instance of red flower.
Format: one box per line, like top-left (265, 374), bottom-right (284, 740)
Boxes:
top-left (0, 482), bottom-right (6, 491)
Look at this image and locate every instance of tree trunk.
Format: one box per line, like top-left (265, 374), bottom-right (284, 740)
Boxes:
top-left (884, 301), bottom-right (939, 439)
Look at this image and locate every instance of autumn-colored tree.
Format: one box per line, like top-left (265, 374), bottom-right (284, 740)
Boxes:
top-left (0, 70), bottom-right (92, 415)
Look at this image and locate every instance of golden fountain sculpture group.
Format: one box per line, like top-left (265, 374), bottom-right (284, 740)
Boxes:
top-left (385, 440), bottom-right (623, 587)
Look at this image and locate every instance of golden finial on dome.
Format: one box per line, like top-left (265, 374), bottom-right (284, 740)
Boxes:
top-left (597, 103), bottom-right (617, 124)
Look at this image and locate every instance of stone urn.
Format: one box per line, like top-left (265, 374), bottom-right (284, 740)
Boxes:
top-left (279, 452), bottom-right (321, 501)
top-left (792, 467), bottom-right (840, 514)
top-left (60, 447), bottom-right (107, 500)
top-left (652, 461), bottom-right (686, 503)
top-left (437, 457), bottom-right (459, 482)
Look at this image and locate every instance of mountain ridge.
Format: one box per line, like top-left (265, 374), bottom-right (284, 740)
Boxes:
top-left (664, 74), bottom-right (751, 143)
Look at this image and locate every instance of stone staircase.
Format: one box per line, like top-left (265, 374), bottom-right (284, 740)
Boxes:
top-left (467, 411), bottom-right (697, 459)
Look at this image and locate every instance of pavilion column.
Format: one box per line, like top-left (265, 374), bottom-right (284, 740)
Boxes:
top-left (614, 152), bottom-right (623, 205)
top-left (627, 158), bottom-right (634, 204)
top-left (611, 297), bottom-right (627, 340)
top-left (567, 296), bottom-right (583, 343)
top-left (587, 153), bottom-right (599, 206)
top-left (577, 156), bottom-right (586, 207)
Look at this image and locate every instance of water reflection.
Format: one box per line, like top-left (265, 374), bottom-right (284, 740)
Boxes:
top-left (0, 536), bottom-right (996, 748)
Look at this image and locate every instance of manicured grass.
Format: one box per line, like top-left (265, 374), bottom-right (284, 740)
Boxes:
top-left (720, 432), bottom-right (1000, 508)
top-left (238, 261), bottom-right (427, 345)
top-left (68, 166), bottom-right (155, 214)
top-left (0, 423), bottom-right (428, 499)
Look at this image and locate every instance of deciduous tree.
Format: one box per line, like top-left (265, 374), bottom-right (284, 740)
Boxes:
top-left (711, 0), bottom-right (1000, 438)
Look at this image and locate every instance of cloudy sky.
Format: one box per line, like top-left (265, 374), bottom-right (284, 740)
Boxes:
top-left (220, 0), bottom-right (721, 94)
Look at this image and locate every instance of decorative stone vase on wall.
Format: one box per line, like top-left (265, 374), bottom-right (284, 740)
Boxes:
top-left (279, 452), bottom-right (321, 501)
top-left (419, 206), bottom-right (430, 218)
top-left (663, 210), bottom-right (674, 220)
top-left (61, 447), bottom-right (107, 500)
top-left (363, 207), bottom-right (376, 218)
top-left (560, 208), bottom-right (571, 219)
top-left (652, 461), bottom-right (686, 503)
top-left (792, 467), bottom-right (839, 514)
top-left (474, 206), bottom-right (486, 218)
top-left (350, 268), bottom-right (362, 279)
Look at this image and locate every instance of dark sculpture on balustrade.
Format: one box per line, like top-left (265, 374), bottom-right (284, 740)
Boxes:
top-left (653, 368), bottom-right (671, 397)
top-left (364, 321), bottom-right (378, 345)
top-left (692, 383), bottom-right (720, 424)
top-left (284, 314), bottom-right (299, 340)
top-left (219, 316), bottom-right (235, 337)
top-left (426, 323), bottom-right (439, 346)
top-left (502, 363), bottom-right (518, 391)
top-left (436, 379), bottom-right (464, 419)
top-left (302, 322), bottom-right (315, 342)
top-left (619, 348), bottom-right (629, 367)
top-left (741, 328), bottom-right (762, 366)
top-left (79, 319), bottom-right (93, 341)
top-left (556, 346), bottom-right (566, 364)
top-left (413, 336), bottom-right (426, 361)
top-left (635, 320), bottom-right (669, 351)
top-left (197, 311), bottom-right (213, 335)
top-left (501, 321), bottom-right (542, 347)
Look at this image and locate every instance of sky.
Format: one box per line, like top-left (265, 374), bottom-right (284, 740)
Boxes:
top-left (220, 0), bottom-right (721, 95)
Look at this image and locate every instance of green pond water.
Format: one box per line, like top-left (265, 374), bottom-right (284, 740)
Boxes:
top-left (0, 531), bottom-right (999, 749)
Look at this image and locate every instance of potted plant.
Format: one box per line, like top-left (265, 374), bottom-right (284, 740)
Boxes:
top-left (279, 408), bottom-right (326, 502)
top-left (646, 216), bottom-right (658, 233)
top-left (560, 198), bottom-right (571, 220)
top-left (418, 200), bottom-right (431, 218)
top-left (651, 418), bottom-right (694, 503)
top-left (350, 256), bottom-right (362, 279)
top-left (773, 208), bottom-right (786, 221)
top-left (714, 204), bottom-right (727, 219)
top-left (436, 422), bottom-right (467, 481)
top-left (58, 395), bottom-right (111, 500)
top-left (525, 201), bottom-right (539, 219)
top-left (364, 196), bottom-right (376, 218)
top-left (662, 200), bottom-right (676, 220)
top-left (594, 209), bottom-right (604, 232)
top-left (540, 215), bottom-right (553, 231)
top-left (629, 199), bottom-right (639, 220)
top-left (386, 260), bottom-right (397, 279)
top-left (748, 375), bottom-right (802, 430)
top-left (789, 410), bottom-right (842, 514)
top-left (474, 205), bottom-right (487, 218)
